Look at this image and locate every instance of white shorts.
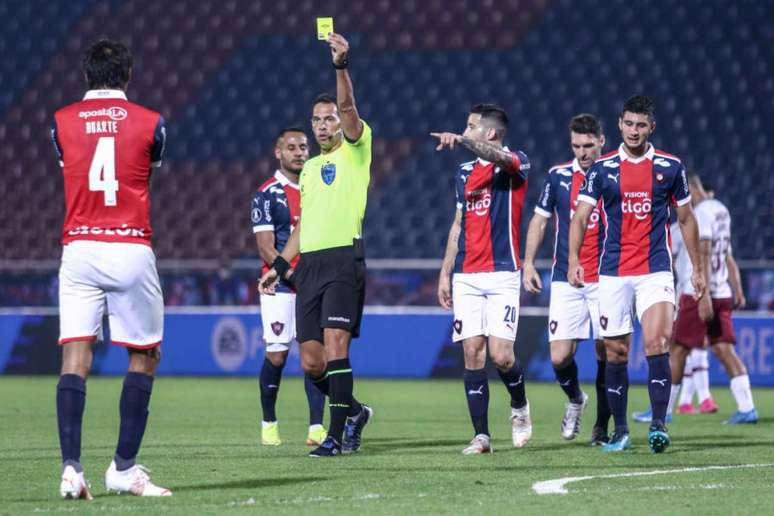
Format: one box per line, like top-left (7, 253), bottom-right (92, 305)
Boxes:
top-left (598, 272), bottom-right (675, 337)
top-left (452, 270), bottom-right (521, 343)
top-left (59, 240), bottom-right (163, 348)
top-left (548, 281), bottom-right (601, 342)
top-left (260, 292), bottom-right (296, 351)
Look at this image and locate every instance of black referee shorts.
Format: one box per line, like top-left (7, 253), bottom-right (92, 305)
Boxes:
top-left (294, 240), bottom-right (366, 343)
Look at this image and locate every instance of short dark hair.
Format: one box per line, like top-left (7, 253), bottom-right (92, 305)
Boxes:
top-left (277, 126), bottom-right (306, 140)
top-left (313, 93), bottom-right (337, 108)
top-left (471, 103), bottom-right (509, 139)
top-left (82, 39), bottom-right (133, 90)
top-left (276, 126), bottom-right (306, 145)
top-left (622, 95), bottom-right (655, 120)
top-left (569, 113), bottom-right (603, 137)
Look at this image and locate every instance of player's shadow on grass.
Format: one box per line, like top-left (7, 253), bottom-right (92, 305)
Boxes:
top-left (673, 433), bottom-right (750, 442)
top-left (363, 438), bottom-right (465, 453)
top-left (670, 439), bottom-right (773, 450)
top-left (173, 476), bottom-right (320, 492)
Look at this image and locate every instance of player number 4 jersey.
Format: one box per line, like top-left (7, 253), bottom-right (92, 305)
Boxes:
top-left (52, 90), bottom-right (166, 246)
top-left (578, 144), bottom-right (690, 276)
top-left (454, 149), bottom-right (530, 274)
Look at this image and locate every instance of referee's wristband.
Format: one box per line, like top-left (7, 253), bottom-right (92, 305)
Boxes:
top-left (271, 256), bottom-right (291, 279)
top-left (333, 57), bottom-right (348, 69)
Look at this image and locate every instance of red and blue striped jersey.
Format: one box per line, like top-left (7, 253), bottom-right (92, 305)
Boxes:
top-left (578, 144), bottom-right (690, 276)
top-left (52, 90), bottom-right (166, 247)
top-left (453, 149), bottom-right (530, 273)
top-left (251, 171), bottom-right (300, 292)
top-left (535, 158), bottom-right (604, 283)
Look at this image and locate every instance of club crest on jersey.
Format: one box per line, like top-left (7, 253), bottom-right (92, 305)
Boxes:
top-left (321, 162), bottom-right (336, 185)
top-left (549, 320), bottom-right (558, 334)
top-left (453, 319), bottom-right (463, 334)
top-left (656, 173), bottom-right (665, 183)
top-left (600, 316), bottom-right (608, 330)
top-left (271, 321), bottom-right (284, 336)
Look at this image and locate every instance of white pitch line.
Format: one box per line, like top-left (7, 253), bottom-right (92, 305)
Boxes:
top-left (532, 463), bottom-right (774, 495)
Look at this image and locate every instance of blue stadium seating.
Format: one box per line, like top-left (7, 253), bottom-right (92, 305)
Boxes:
top-left (0, 0), bottom-right (771, 260)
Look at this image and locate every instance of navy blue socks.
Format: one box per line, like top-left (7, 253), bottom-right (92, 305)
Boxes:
top-left (497, 362), bottom-right (527, 409)
top-left (595, 359), bottom-right (611, 429)
top-left (304, 374), bottom-right (326, 426)
top-left (114, 372), bottom-right (154, 471)
top-left (259, 358), bottom-right (284, 422)
top-left (554, 359), bottom-right (583, 403)
top-left (605, 362), bottom-right (629, 434)
top-left (647, 353), bottom-right (672, 426)
top-left (464, 368), bottom-right (490, 436)
top-left (57, 374), bottom-right (86, 472)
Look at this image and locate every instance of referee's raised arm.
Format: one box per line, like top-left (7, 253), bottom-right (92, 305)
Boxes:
top-left (328, 33), bottom-right (363, 142)
top-left (267, 32), bottom-right (374, 457)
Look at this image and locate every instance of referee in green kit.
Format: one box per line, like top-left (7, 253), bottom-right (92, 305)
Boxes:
top-left (259, 32), bottom-right (373, 458)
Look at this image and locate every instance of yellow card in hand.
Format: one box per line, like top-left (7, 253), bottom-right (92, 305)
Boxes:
top-left (317, 17), bottom-right (333, 40)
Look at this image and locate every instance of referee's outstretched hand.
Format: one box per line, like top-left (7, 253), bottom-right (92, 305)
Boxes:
top-left (328, 33), bottom-right (349, 66)
top-left (258, 268), bottom-right (280, 295)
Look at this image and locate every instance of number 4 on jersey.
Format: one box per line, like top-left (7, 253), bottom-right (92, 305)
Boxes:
top-left (89, 137), bottom-right (119, 206)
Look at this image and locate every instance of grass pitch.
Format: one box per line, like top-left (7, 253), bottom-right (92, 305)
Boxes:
top-left (1, 377), bottom-right (772, 514)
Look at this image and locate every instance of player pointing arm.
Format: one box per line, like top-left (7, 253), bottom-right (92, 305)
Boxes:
top-left (431, 132), bottom-right (527, 177)
top-left (433, 104), bottom-right (534, 454)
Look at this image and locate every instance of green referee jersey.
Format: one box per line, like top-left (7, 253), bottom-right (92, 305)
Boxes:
top-left (299, 120), bottom-right (372, 253)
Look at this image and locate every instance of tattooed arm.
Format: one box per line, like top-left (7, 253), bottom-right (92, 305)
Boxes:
top-left (430, 131), bottom-right (527, 178)
top-left (458, 137), bottom-right (519, 171)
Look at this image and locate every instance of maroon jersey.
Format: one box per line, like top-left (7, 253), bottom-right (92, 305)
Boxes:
top-left (51, 89), bottom-right (166, 246)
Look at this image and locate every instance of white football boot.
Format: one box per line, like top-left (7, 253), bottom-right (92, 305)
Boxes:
top-left (462, 434), bottom-right (493, 455)
top-left (511, 402), bottom-right (532, 448)
top-left (561, 392), bottom-right (589, 440)
top-left (105, 461), bottom-right (171, 497)
top-left (60, 465), bottom-right (93, 500)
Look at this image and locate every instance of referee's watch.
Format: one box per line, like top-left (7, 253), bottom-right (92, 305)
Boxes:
top-left (333, 57), bottom-right (348, 69)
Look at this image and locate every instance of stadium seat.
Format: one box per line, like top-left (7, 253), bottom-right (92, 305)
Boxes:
top-left (0, 0), bottom-right (771, 260)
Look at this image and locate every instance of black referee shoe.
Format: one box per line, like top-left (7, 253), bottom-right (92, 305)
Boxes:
top-left (309, 437), bottom-right (342, 458)
top-left (342, 404), bottom-right (373, 454)
top-left (590, 425), bottom-right (610, 446)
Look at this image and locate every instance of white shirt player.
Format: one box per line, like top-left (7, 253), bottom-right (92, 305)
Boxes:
top-left (671, 221), bottom-right (690, 298)
top-left (676, 198), bottom-right (733, 299)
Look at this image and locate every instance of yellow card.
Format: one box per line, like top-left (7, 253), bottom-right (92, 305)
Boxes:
top-left (317, 17), bottom-right (333, 40)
